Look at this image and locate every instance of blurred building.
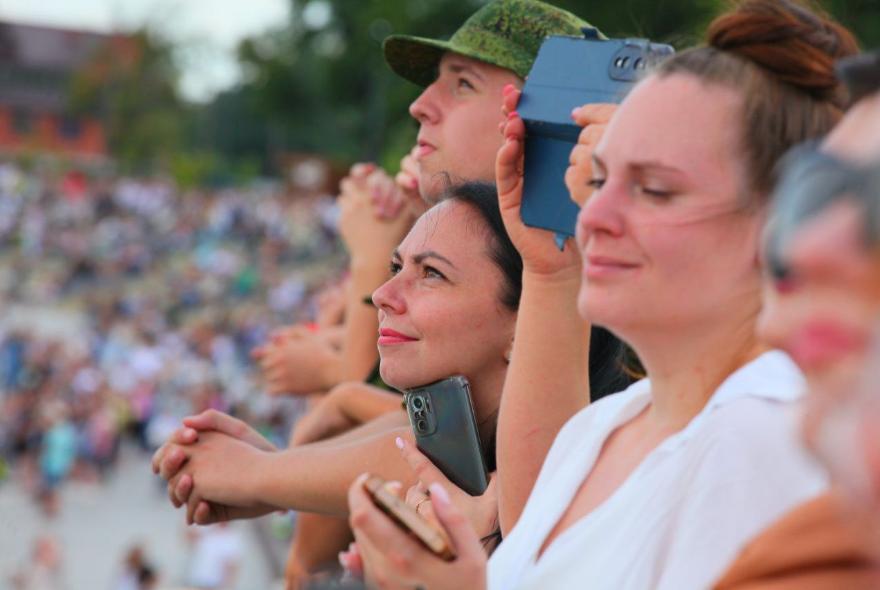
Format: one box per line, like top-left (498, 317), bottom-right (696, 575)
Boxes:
top-left (0, 22), bottom-right (132, 162)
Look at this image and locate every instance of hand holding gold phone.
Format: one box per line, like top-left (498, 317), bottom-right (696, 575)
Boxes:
top-left (362, 475), bottom-right (456, 561)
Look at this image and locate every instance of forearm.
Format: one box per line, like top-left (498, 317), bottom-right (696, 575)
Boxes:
top-left (342, 259), bottom-right (387, 381)
top-left (497, 271), bottom-right (590, 535)
top-left (320, 324), bottom-right (345, 350)
top-left (305, 408), bottom-right (408, 449)
top-left (254, 425), bottom-right (416, 516)
top-left (340, 385), bottom-right (404, 425)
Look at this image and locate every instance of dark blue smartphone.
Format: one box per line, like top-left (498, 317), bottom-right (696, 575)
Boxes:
top-left (517, 30), bottom-right (674, 239)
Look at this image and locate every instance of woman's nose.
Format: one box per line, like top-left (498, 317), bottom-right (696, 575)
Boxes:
top-left (372, 274), bottom-right (407, 315)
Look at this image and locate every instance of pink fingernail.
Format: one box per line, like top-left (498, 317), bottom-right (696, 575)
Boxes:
top-left (395, 436), bottom-right (405, 450)
top-left (429, 483), bottom-right (450, 505)
top-left (571, 107), bottom-right (579, 118)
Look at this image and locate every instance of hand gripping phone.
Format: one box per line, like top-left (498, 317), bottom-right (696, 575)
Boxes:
top-left (518, 28), bottom-right (674, 241)
top-left (404, 376), bottom-right (489, 496)
top-left (362, 475), bottom-right (456, 561)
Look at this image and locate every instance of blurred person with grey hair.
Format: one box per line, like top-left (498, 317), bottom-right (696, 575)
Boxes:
top-left (715, 50), bottom-right (880, 589)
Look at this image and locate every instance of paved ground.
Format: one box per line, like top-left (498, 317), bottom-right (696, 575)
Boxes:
top-left (0, 444), bottom-right (282, 589)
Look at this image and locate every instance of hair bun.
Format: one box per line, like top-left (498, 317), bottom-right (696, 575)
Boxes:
top-left (707, 0), bottom-right (859, 107)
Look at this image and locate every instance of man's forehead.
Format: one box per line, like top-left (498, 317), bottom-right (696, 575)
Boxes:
top-left (438, 52), bottom-right (510, 78)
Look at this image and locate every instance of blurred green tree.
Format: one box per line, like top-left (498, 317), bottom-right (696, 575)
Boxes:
top-left (131, 0), bottom-right (880, 178)
top-left (69, 28), bottom-right (186, 173)
top-left (218, 0), bottom-right (727, 172)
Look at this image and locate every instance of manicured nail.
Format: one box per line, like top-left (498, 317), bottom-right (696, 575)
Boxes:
top-left (395, 436), bottom-right (405, 450)
top-left (507, 110), bottom-right (518, 120)
top-left (338, 551), bottom-right (349, 568)
top-left (428, 483), bottom-right (450, 506)
top-left (502, 83), bottom-right (515, 95)
top-left (571, 107), bottom-right (580, 118)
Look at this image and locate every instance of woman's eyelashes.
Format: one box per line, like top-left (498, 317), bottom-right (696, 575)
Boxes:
top-left (636, 184), bottom-right (675, 199)
top-left (587, 177), bottom-right (675, 199)
top-left (388, 260), bottom-right (446, 281)
top-left (422, 265), bottom-right (446, 280)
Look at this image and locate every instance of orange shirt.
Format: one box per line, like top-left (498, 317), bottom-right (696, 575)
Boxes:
top-left (715, 493), bottom-right (880, 590)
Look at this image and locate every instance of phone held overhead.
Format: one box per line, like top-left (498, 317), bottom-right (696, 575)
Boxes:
top-left (517, 28), bottom-right (674, 244)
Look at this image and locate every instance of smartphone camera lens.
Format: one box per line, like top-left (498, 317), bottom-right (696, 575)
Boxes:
top-left (412, 397), bottom-right (424, 410)
top-left (634, 57), bottom-right (644, 69)
top-left (416, 419), bottom-right (428, 432)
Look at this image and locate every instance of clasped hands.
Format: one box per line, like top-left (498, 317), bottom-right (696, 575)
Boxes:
top-left (152, 410), bottom-right (279, 525)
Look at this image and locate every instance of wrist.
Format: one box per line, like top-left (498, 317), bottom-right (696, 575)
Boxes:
top-left (349, 257), bottom-right (391, 290)
top-left (521, 268), bottom-right (582, 292)
top-left (245, 447), bottom-right (274, 503)
top-left (319, 353), bottom-right (344, 390)
top-left (350, 254), bottom-right (391, 275)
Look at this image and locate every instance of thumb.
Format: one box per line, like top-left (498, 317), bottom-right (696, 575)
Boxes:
top-left (397, 436), bottom-right (450, 489)
top-left (495, 115), bottom-right (525, 203)
top-left (428, 483), bottom-right (484, 557)
top-left (183, 410), bottom-right (244, 439)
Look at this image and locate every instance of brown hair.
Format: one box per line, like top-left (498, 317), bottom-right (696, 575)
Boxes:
top-left (655, 0), bottom-right (859, 199)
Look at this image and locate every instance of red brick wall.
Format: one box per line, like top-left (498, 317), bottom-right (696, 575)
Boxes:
top-left (0, 106), bottom-right (107, 158)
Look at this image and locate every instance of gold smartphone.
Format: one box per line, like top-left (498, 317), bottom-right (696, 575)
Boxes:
top-left (362, 475), bottom-right (456, 561)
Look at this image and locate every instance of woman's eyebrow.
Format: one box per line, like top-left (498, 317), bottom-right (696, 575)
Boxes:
top-left (413, 251), bottom-right (457, 269)
top-left (630, 159), bottom-right (688, 179)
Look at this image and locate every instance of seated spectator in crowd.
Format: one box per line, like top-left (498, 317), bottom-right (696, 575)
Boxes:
top-left (344, 1), bottom-right (859, 588)
top-left (715, 48), bottom-right (880, 589)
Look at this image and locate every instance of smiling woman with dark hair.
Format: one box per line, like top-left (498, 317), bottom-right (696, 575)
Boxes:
top-left (152, 183), bottom-right (523, 526)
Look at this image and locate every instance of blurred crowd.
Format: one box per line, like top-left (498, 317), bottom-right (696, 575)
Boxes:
top-left (0, 162), bottom-right (345, 516)
top-left (5, 1), bottom-right (880, 589)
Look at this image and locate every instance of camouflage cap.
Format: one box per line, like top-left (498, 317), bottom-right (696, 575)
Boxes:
top-left (384, 0), bottom-right (601, 87)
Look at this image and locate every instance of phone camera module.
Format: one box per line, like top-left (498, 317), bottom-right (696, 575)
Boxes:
top-left (412, 397), bottom-right (424, 410)
top-left (416, 419), bottom-right (428, 432)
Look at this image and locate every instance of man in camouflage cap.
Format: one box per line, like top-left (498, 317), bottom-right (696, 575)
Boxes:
top-left (384, 0), bottom-right (599, 202)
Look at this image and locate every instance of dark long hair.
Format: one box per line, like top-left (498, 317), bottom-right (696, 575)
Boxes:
top-left (443, 182), bottom-right (522, 313)
top-left (439, 182), bottom-right (636, 473)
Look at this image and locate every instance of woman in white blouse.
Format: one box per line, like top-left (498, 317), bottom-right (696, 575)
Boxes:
top-left (346, 1), bottom-right (859, 589)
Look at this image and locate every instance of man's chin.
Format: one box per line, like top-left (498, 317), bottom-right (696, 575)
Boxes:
top-left (419, 182), bottom-right (445, 206)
